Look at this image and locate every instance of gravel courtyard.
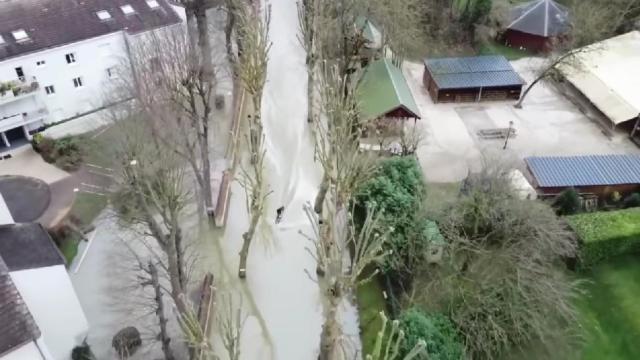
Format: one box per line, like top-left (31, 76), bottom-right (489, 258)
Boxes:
top-left (403, 57), bottom-right (640, 183)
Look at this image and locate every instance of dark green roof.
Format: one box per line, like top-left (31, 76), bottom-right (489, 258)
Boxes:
top-left (354, 16), bottom-right (380, 47)
top-left (357, 58), bottom-right (421, 121)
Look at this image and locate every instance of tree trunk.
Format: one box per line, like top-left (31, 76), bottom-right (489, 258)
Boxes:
top-left (225, 0), bottom-right (237, 69)
top-left (195, 0), bottom-right (214, 80)
top-left (314, 173), bottom-right (329, 214)
top-left (515, 75), bottom-right (544, 109)
top-left (307, 64), bottom-right (314, 123)
top-left (318, 283), bottom-right (341, 360)
top-left (238, 210), bottom-right (260, 278)
top-left (149, 261), bottom-right (176, 360)
top-left (166, 234), bottom-right (187, 314)
top-left (199, 116), bottom-right (214, 215)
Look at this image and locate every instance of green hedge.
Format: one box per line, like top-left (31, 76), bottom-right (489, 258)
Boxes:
top-left (567, 209), bottom-right (640, 268)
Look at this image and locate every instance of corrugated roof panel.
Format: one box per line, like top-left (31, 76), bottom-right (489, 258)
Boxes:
top-left (525, 154), bottom-right (640, 187)
top-left (424, 55), bottom-right (524, 89)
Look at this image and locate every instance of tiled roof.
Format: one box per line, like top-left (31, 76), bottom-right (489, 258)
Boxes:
top-left (0, 0), bottom-right (181, 62)
top-left (357, 58), bottom-right (421, 121)
top-left (0, 223), bottom-right (65, 271)
top-left (424, 55), bottom-right (524, 90)
top-left (525, 154), bottom-right (640, 187)
top-left (508, 0), bottom-right (570, 37)
top-left (0, 258), bottom-right (40, 356)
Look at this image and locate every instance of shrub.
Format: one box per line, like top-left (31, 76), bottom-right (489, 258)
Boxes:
top-left (567, 208), bottom-right (640, 268)
top-left (356, 157), bottom-right (430, 282)
top-left (623, 193), bottom-right (640, 209)
top-left (112, 326), bottom-right (142, 359)
top-left (71, 343), bottom-right (95, 360)
top-left (552, 187), bottom-right (581, 215)
top-left (398, 308), bottom-right (463, 360)
top-left (32, 135), bottom-right (84, 171)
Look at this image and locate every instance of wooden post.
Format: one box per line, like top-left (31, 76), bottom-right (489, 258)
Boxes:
top-left (630, 114), bottom-right (640, 139)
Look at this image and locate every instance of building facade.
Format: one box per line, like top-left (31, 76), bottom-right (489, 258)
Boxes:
top-left (0, 0), bottom-right (183, 148)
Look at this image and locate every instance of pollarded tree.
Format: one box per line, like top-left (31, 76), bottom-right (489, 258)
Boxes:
top-left (234, 2), bottom-right (271, 278)
top-left (366, 312), bottom-right (427, 360)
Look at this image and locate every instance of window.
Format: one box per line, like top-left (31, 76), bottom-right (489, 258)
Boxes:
top-left (72, 77), bottom-right (84, 88)
top-left (96, 10), bottom-right (112, 20)
top-left (146, 0), bottom-right (160, 9)
top-left (36, 60), bottom-right (46, 67)
top-left (120, 5), bottom-right (135, 15)
top-left (15, 67), bottom-right (24, 79)
top-left (65, 52), bottom-right (76, 64)
top-left (0, 35), bottom-right (5, 45)
top-left (11, 29), bottom-right (29, 42)
top-left (44, 85), bottom-right (55, 95)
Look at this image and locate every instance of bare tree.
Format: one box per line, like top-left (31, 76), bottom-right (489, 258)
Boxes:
top-left (303, 202), bottom-right (389, 360)
top-left (298, 0), bottom-right (320, 123)
top-left (108, 116), bottom-right (192, 317)
top-left (217, 293), bottom-right (248, 360)
top-left (234, 2), bottom-right (271, 278)
top-left (119, 24), bottom-right (217, 216)
top-left (515, 45), bottom-right (598, 108)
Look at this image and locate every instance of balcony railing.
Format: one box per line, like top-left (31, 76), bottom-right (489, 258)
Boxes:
top-left (0, 77), bottom-right (40, 105)
top-left (0, 108), bottom-right (48, 131)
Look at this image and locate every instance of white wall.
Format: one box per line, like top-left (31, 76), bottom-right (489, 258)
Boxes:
top-left (0, 340), bottom-right (45, 360)
top-left (10, 265), bottom-right (89, 360)
top-left (0, 32), bottom-right (127, 123)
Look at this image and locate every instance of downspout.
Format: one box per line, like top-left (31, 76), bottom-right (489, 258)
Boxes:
top-left (477, 87), bottom-right (483, 102)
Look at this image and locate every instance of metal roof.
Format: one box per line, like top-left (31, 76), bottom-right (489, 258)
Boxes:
top-left (424, 55), bottom-right (524, 90)
top-left (508, 0), bottom-right (570, 37)
top-left (525, 154), bottom-right (640, 187)
top-left (357, 58), bottom-right (421, 121)
top-left (559, 31), bottom-right (640, 125)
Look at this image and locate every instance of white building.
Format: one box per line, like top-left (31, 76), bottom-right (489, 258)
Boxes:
top-left (559, 31), bottom-right (640, 129)
top-left (0, 0), bottom-right (183, 148)
top-left (0, 194), bottom-right (89, 360)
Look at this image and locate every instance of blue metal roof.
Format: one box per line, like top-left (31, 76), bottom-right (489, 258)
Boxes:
top-left (525, 154), bottom-right (640, 187)
top-left (424, 55), bottom-right (524, 89)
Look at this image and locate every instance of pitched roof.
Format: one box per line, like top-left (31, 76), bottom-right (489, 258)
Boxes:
top-left (525, 154), bottom-right (640, 188)
top-left (508, 0), bottom-right (570, 37)
top-left (0, 258), bottom-right (40, 356)
top-left (0, 0), bottom-right (181, 62)
top-left (0, 223), bottom-right (64, 271)
top-left (424, 55), bottom-right (524, 89)
top-left (357, 58), bottom-right (421, 121)
top-left (355, 17), bottom-right (382, 49)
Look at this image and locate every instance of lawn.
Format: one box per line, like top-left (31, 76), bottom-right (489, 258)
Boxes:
top-left (477, 41), bottom-right (532, 60)
top-left (357, 276), bottom-right (387, 356)
top-left (578, 255), bottom-right (640, 359)
top-left (71, 192), bottom-right (109, 227)
top-left (59, 192), bottom-right (108, 265)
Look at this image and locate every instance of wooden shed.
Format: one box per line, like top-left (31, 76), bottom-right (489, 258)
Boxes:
top-left (357, 58), bottom-right (420, 138)
top-left (525, 154), bottom-right (640, 200)
top-left (504, 0), bottom-right (570, 53)
top-left (423, 55), bottom-right (524, 103)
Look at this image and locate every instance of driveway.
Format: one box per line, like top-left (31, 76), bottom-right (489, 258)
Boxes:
top-left (403, 58), bottom-right (640, 183)
top-left (0, 147), bottom-right (69, 184)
